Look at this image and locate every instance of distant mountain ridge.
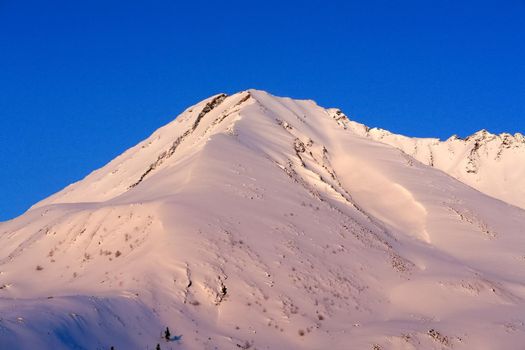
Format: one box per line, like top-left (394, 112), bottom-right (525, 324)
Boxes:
top-left (332, 109), bottom-right (525, 209)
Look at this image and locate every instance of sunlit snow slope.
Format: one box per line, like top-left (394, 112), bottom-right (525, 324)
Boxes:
top-left (336, 111), bottom-right (525, 209)
top-left (1, 90), bottom-right (525, 350)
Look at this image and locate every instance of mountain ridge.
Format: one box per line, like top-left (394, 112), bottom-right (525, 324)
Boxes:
top-left (30, 89), bottom-right (525, 212)
top-left (328, 108), bottom-right (525, 209)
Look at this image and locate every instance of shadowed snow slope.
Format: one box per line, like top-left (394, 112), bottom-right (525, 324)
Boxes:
top-left (1, 90), bottom-right (525, 349)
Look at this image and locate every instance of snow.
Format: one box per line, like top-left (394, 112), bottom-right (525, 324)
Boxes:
top-left (338, 111), bottom-right (525, 209)
top-left (1, 90), bottom-right (525, 349)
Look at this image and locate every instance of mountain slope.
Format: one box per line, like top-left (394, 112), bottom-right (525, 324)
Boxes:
top-left (1, 90), bottom-right (525, 349)
top-left (335, 111), bottom-right (525, 209)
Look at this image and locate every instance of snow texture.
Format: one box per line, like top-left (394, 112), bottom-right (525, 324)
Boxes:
top-left (1, 90), bottom-right (525, 349)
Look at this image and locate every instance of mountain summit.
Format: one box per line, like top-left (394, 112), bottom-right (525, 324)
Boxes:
top-left (1, 90), bottom-right (525, 349)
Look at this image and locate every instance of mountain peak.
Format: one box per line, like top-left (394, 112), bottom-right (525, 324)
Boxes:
top-left (31, 90), bottom-right (324, 208)
top-left (465, 128), bottom-right (495, 142)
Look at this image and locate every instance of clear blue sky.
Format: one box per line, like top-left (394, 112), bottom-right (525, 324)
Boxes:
top-left (1, 0), bottom-right (524, 221)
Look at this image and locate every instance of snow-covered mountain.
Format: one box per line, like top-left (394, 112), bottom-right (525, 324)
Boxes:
top-left (1, 90), bottom-right (525, 350)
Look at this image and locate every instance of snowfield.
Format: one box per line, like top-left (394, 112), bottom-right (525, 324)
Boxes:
top-left (1, 90), bottom-right (525, 349)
